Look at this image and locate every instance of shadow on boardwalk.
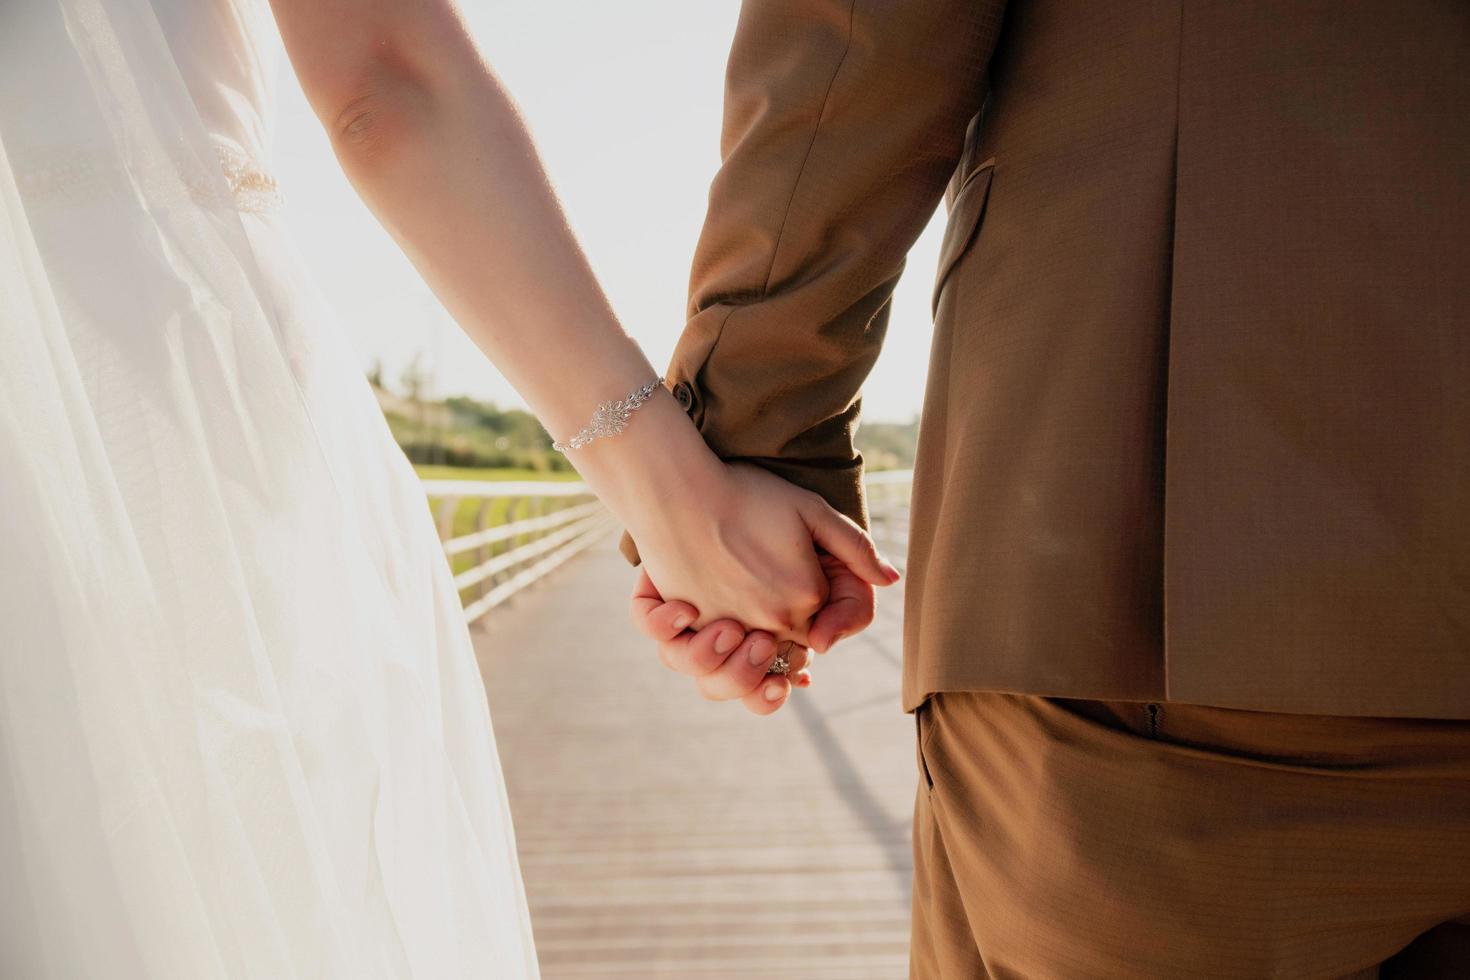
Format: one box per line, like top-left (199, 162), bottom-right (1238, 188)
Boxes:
top-left (474, 539), bottom-right (916, 979)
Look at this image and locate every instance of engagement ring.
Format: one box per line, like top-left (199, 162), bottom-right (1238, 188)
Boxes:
top-left (767, 652), bottom-right (791, 676)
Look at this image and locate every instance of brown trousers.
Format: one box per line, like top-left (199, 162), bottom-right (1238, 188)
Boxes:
top-left (911, 693), bottom-right (1470, 979)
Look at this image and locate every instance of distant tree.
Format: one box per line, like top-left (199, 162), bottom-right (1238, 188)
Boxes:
top-left (399, 351), bottom-right (433, 404)
top-left (380, 376), bottom-right (568, 474)
top-left (398, 352), bottom-right (440, 463)
top-left (856, 417), bottom-right (921, 470)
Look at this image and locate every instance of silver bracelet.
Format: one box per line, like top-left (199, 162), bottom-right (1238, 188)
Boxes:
top-left (552, 377), bottom-right (666, 453)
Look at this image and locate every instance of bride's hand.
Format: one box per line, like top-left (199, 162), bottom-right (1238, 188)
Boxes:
top-left (570, 389), bottom-right (897, 644)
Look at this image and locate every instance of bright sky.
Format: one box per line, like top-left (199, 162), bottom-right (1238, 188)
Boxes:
top-left (273, 1), bottom-right (943, 423)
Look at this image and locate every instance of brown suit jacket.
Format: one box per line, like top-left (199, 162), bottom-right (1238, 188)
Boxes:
top-left (649, 0), bottom-right (1470, 718)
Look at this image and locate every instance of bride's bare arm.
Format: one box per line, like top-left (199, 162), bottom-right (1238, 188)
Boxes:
top-left (268, 0), bottom-right (898, 645)
top-left (270, 0), bottom-right (645, 441)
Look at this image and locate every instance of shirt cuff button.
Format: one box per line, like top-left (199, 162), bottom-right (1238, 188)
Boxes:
top-left (672, 381), bottom-right (695, 412)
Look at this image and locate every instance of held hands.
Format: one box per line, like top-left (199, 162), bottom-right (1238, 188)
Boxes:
top-left (627, 462), bottom-right (899, 715)
top-left (568, 390), bottom-right (897, 715)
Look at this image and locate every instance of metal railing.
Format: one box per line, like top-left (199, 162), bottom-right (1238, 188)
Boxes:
top-left (424, 469), bottom-right (915, 625)
top-left (423, 480), bottom-right (615, 625)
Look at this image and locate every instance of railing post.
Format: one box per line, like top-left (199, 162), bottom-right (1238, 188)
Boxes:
top-left (528, 496), bottom-right (544, 525)
top-left (475, 498), bottom-right (494, 605)
top-left (498, 496), bottom-right (520, 594)
top-left (435, 495), bottom-right (460, 543)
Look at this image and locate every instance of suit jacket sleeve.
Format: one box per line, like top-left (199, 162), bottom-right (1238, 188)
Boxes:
top-left (670, 0), bottom-right (1003, 523)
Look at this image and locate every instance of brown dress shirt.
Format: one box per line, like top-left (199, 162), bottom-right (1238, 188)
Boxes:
top-left (649, 0), bottom-right (1470, 718)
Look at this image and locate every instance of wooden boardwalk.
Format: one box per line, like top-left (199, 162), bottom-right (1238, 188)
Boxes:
top-left (473, 538), bottom-right (917, 979)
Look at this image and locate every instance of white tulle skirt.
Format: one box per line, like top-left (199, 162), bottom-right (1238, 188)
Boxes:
top-left (0, 3), bottom-right (538, 977)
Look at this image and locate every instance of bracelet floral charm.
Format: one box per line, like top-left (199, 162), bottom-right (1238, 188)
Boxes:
top-left (552, 377), bottom-right (666, 453)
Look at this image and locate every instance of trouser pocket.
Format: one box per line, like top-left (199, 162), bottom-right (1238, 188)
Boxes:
top-left (916, 697), bottom-right (937, 792)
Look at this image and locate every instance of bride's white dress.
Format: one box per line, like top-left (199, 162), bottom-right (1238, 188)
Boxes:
top-left (0, 1), bottom-right (539, 976)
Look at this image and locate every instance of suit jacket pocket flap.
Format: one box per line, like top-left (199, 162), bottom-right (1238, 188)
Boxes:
top-left (931, 159), bottom-right (995, 316)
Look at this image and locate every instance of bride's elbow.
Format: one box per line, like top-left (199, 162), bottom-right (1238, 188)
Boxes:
top-left (328, 71), bottom-right (433, 175)
top-left (282, 1), bottom-right (473, 176)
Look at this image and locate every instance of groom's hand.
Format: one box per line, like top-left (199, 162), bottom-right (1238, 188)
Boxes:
top-left (629, 551), bottom-right (879, 715)
top-left (631, 570), bottom-right (813, 715)
top-left (805, 552), bottom-right (879, 655)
